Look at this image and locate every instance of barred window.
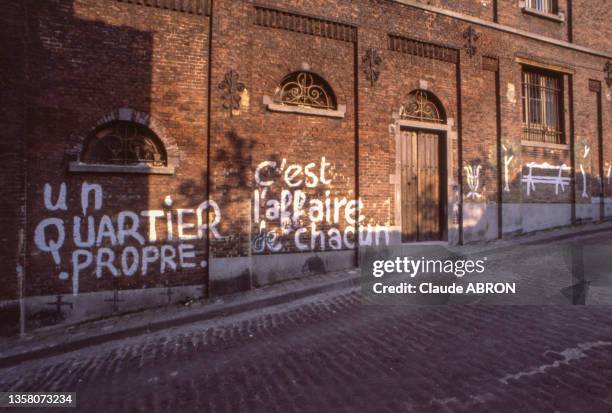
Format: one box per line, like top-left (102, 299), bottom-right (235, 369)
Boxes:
top-left (82, 121), bottom-right (167, 167)
top-left (273, 71), bottom-right (337, 111)
top-left (522, 69), bottom-right (564, 144)
top-left (525, 0), bottom-right (557, 14)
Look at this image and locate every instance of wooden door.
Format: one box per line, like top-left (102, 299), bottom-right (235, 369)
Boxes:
top-left (400, 130), bottom-right (444, 242)
top-left (400, 131), bottom-right (419, 242)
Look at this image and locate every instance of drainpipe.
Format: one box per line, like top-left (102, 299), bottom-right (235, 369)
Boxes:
top-left (19, 0), bottom-right (30, 337)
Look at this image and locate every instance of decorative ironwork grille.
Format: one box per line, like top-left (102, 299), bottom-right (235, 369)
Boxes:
top-left (274, 72), bottom-right (337, 110)
top-left (526, 0), bottom-right (557, 14)
top-left (82, 121), bottom-right (167, 166)
top-left (218, 70), bottom-right (246, 116)
top-left (463, 26), bottom-right (479, 58)
top-left (363, 48), bottom-right (382, 86)
top-left (399, 90), bottom-right (445, 123)
top-left (522, 70), bottom-right (564, 144)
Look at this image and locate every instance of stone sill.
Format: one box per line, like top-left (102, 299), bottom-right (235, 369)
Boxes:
top-left (263, 95), bottom-right (346, 119)
top-left (521, 140), bottom-right (569, 150)
top-left (521, 7), bottom-right (565, 23)
top-left (69, 162), bottom-right (175, 175)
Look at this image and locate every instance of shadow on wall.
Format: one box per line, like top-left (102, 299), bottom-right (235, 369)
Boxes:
top-left (178, 129), bottom-right (260, 295)
top-left (10, 0), bottom-right (157, 336)
top-left (0, 2), bottom-right (28, 336)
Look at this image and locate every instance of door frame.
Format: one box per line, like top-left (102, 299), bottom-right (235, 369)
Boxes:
top-left (393, 118), bottom-right (458, 244)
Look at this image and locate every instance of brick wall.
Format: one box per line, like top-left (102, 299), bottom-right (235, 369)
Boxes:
top-left (496, 0), bottom-right (570, 41)
top-left (573, 0), bottom-right (612, 53)
top-left (1, 0), bottom-right (611, 332)
top-left (22, 0), bottom-right (209, 300)
top-left (411, 0), bottom-right (495, 20)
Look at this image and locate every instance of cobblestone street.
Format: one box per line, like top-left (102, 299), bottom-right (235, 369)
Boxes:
top-left (2, 233), bottom-right (612, 413)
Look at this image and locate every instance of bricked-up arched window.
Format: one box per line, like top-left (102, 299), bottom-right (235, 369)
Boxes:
top-left (274, 71), bottom-right (337, 111)
top-left (82, 121), bottom-right (167, 167)
top-left (399, 90), bottom-right (446, 124)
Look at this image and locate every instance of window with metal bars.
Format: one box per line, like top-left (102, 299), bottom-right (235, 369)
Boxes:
top-left (525, 0), bottom-right (558, 14)
top-left (522, 69), bottom-right (564, 144)
top-left (82, 121), bottom-right (167, 167)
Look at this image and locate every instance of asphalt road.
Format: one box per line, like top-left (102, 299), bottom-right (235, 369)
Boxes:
top-left (2, 232), bottom-right (612, 413)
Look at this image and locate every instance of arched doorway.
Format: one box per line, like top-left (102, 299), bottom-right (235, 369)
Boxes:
top-left (397, 90), bottom-right (448, 242)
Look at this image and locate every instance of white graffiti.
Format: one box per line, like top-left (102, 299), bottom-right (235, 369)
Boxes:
top-left (582, 144), bottom-right (591, 159)
top-left (81, 182), bottom-right (103, 216)
top-left (34, 218), bottom-right (65, 266)
top-left (580, 165), bottom-right (588, 198)
top-left (252, 157), bottom-right (389, 252)
top-left (502, 145), bottom-right (514, 193)
top-left (579, 144), bottom-right (590, 199)
top-left (44, 183), bottom-right (67, 211)
top-left (607, 164), bottom-right (611, 185)
top-left (251, 221), bottom-right (282, 253)
top-left (34, 182), bottom-right (222, 295)
top-left (464, 165), bottom-right (482, 200)
top-left (522, 162), bottom-right (571, 196)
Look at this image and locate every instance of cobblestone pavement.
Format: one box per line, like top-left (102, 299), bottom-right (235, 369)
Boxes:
top-left (2, 234), bottom-right (612, 413)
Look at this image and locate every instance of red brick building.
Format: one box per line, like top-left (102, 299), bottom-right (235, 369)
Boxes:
top-left (1, 0), bottom-right (611, 333)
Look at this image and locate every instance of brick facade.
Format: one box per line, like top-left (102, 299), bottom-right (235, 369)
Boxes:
top-left (1, 0), bottom-right (611, 333)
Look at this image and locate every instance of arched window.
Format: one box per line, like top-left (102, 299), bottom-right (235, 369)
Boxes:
top-left (82, 121), bottom-right (167, 167)
top-left (274, 71), bottom-right (337, 110)
top-left (399, 90), bottom-right (446, 124)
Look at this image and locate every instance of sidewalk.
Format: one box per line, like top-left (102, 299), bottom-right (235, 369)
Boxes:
top-left (0, 269), bottom-right (360, 369)
top-left (1, 220), bottom-right (611, 369)
top-left (454, 220), bottom-right (612, 256)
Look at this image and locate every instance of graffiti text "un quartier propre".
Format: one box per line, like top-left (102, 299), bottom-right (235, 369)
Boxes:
top-left (34, 182), bottom-right (222, 295)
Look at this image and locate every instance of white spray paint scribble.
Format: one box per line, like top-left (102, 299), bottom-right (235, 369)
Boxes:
top-left (502, 145), bottom-right (514, 193)
top-left (579, 144), bottom-right (590, 198)
top-left (580, 165), bottom-right (588, 198)
top-left (464, 165), bottom-right (482, 200)
top-left (522, 162), bottom-right (571, 196)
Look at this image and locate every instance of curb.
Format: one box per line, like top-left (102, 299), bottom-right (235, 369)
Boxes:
top-left (2, 222), bottom-right (610, 369)
top-left (0, 273), bottom-right (360, 369)
top-left (518, 224), bottom-right (612, 246)
top-left (468, 223), bottom-right (612, 258)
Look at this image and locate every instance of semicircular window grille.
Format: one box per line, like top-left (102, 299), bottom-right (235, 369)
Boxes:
top-left (82, 121), bottom-right (167, 167)
top-left (274, 71), bottom-right (337, 111)
top-left (399, 90), bottom-right (446, 124)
